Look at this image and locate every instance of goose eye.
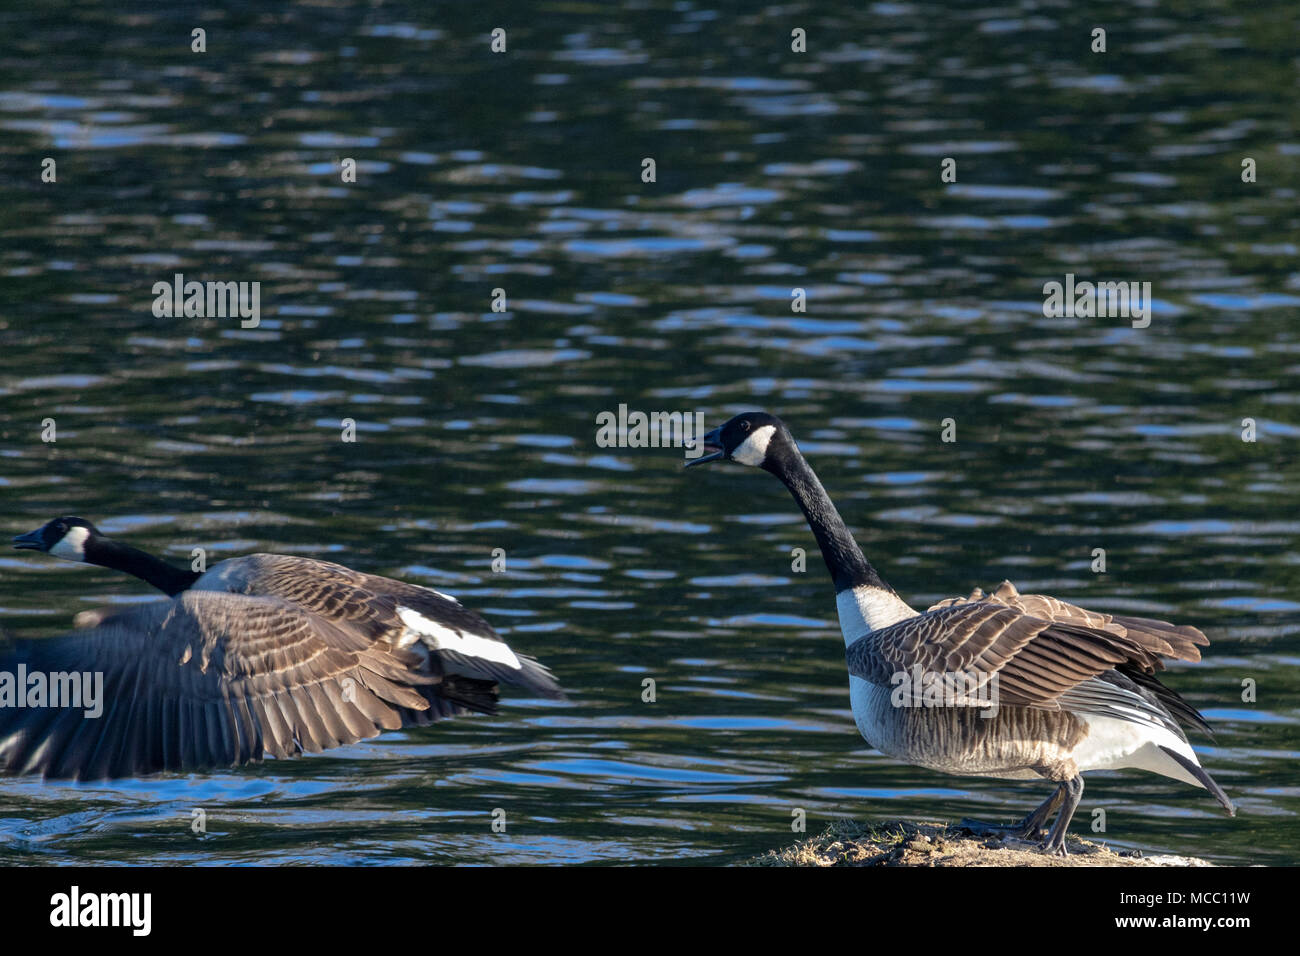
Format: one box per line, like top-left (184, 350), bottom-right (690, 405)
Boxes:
top-left (739, 421), bottom-right (751, 433)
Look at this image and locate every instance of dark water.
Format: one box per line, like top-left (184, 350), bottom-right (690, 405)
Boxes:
top-left (0, 2), bottom-right (1296, 865)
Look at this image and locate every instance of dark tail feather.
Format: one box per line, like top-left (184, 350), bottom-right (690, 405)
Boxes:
top-left (1119, 664), bottom-right (1214, 737)
top-left (400, 678), bottom-right (501, 726)
top-left (512, 653), bottom-right (567, 701)
top-left (437, 676), bottom-right (500, 716)
top-left (1159, 745), bottom-right (1235, 816)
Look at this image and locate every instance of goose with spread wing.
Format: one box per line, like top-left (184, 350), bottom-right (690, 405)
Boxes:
top-left (687, 411), bottom-right (1233, 854)
top-left (3, 517), bottom-right (565, 780)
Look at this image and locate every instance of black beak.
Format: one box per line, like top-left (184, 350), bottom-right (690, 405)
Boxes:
top-left (684, 427), bottom-right (725, 467)
top-left (12, 529), bottom-right (44, 551)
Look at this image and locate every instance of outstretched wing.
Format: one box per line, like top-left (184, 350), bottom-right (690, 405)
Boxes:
top-left (0, 591), bottom-right (437, 781)
top-left (207, 555), bottom-right (566, 700)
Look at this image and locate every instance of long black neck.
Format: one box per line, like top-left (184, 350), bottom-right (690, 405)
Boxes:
top-left (763, 448), bottom-right (891, 595)
top-left (83, 536), bottom-right (202, 596)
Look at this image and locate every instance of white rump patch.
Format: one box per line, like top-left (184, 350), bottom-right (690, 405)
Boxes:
top-left (1071, 715), bottom-right (1204, 787)
top-left (50, 526), bottom-right (91, 561)
top-left (731, 424), bottom-right (776, 466)
top-left (396, 606), bottom-right (520, 669)
top-left (836, 585), bottom-right (918, 644)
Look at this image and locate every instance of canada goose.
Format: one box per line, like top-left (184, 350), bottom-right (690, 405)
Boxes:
top-left (3, 517), bottom-right (564, 780)
top-left (687, 412), bottom-right (1234, 854)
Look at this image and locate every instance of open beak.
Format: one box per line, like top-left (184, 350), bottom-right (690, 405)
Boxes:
top-left (12, 529), bottom-right (44, 551)
top-left (685, 427), bottom-right (725, 467)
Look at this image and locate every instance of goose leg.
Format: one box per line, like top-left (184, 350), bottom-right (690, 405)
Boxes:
top-left (1042, 775), bottom-right (1084, 856)
top-left (1017, 784), bottom-right (1066, 839)
top-left (956, 782), bottom-right (1066, 840)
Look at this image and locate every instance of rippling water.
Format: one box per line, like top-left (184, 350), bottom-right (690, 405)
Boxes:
top-left (0, 2), bottom-right (1296, 865)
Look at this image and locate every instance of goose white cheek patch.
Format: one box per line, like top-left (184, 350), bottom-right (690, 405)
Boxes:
top-left (396, 606), bottom-right (521, 669)
top-left (50, 526), bottom-right (91, 561)
top-left (731, 424), bottom-right (776, 466)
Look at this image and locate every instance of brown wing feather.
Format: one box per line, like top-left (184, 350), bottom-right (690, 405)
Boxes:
top-left (209, 555), bottom-right (564, 699)
top-left (212, 555), bottom-right (494, 642)
top-left (0, 591), bottom-right (440, 780)
top-left (849, 580), bottom-right (1207, 711)
top-left (928, 579), bottom-right (1207, 663)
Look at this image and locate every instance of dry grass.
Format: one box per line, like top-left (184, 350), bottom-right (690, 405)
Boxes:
top-left (751, 819), bottom-right (1214, 867)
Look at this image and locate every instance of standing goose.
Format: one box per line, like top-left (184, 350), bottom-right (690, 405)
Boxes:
top-left (3, 517), bottom-right (564, 780)
top-left (687, 412), bottom-right (1233, 854)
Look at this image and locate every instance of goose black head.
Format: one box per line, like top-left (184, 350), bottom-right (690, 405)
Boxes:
top-left (685, 411), bottom-right (794, 470)
top-left (13, 516), bottom-right (103, 562)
